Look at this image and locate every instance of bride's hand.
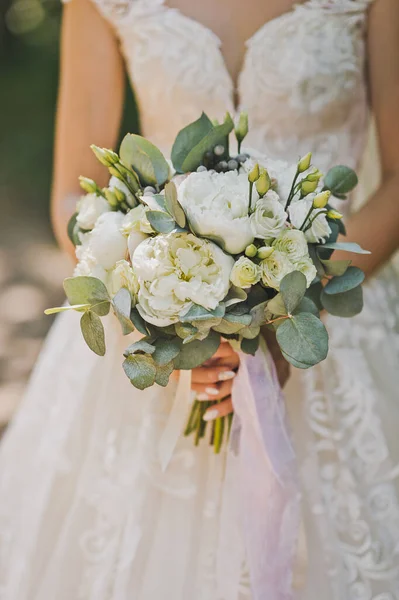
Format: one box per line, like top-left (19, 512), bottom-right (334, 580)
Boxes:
top-left (191, 340), bottom-right (239, 421)
top-left (192, 332), bottom-right (291, 422)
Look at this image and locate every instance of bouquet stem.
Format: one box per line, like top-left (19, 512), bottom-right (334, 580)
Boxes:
top-left (184, 399), bottom-right (232, 453)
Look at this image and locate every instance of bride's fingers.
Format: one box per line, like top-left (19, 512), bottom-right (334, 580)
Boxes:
top-left (191, 380), bottom-right (232, 400)
top-left (203, 397), bottom-right (233, 421)
top-left (191, 365), bottom-right (237, 384)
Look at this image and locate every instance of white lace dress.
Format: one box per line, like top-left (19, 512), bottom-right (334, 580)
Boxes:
top-left (1, 0), bottom-right (399, 598)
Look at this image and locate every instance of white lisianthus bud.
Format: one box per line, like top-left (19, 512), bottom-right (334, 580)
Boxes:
top-left (272, 229), bottom-right (308, 263)
top-left (79, 176), bottom-right (98, 194)
top-left (255, 170), bottom-right (271, 198)
top-left (306, 169), bottom-right (323, 183)
top-left (260, 250), bottom-right (294, 291)
top-left (235, 111), bottom-right (249, 144)
top-left (230, 256), bottom-right (260, 288)
top-left (257, 246), bottom-right (275, 259)
top-left (294, 256), bottom-right (317, 287)
top-left (297, 152), bottom-right (312, 173)
top-left (327, 209), bottom-right (343, 220)
top-left (107, 259), bottom-right (139, 299)
top-left (248, 163), bottom-right (260, 183)
top-left (90, 145), bottom-right (119, 167)
top-left (122, 205), bottom-right (154, 236)
top-left (250, 191), bottom-right (288, 242)
top-left (313, 190), bottom-right (331, 209)
top-left (76, 193), bottom-right (111, 230)
top-left (289, 198), bottom-right (331, 243)
top-left (301, 179), bottom-right (319, 195)
top-left (245, 243), bottom-right (258, 258)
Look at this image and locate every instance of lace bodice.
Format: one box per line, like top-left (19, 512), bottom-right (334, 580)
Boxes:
top-left (82, 0), bottom-right (375, 181)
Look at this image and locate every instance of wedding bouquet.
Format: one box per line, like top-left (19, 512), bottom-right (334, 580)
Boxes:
top-left (47, 112), bottom-right (368, 450)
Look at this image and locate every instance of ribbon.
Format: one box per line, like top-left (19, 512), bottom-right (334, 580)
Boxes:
top-left (230, 337), bottom-right (301, 600)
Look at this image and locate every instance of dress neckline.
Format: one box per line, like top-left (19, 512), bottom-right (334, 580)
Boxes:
top-left (159, 1), bottom-right (311, 110)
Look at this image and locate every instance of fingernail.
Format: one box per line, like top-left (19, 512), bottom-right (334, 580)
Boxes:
top-left (197, 392), bottom-right (210, 401)
top-left (203, 409), bottom-right (219, 422)
top-left (205, 387), bottom-right (219, 396)
top-left (218, 370), bottom-right (236, 381)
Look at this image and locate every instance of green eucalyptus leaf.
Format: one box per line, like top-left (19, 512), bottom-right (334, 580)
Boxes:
top-left (67, 213), bottom-right (84, 246)
top-left (249, 300), bottom-right (271, 326)
top-left (112, 288), bottom-right (134, 335)
top-left (324, 165), bottom-right (358, 196)
top-left (155, 361), bottom-right (175, 387)
top-left (80, 311), bottom-right (106, 356)
top-left (224, 285), bottom-right (248, 308)
top-left (44, 303), bottom-right (91, 315)
top-left (265, 294), bottom-right (287, 317)
top-left (247, 284), bottom-right (269, 309)
top-left (180, 303), bottom-right (225, 323)
top-left (175, 322), bottom-right (198, 340)
top-left (164, 181), bottom-right (186, 228)
top-left (181, 114), bottom-right (235, 173)
top-left (123, 354), bottom-right (157, 390)
top-left (319, 258), bottom-right (351, 277)
top-left (280, 350), bottom-right (315, 370)
top-left (64, 276), bottom-right (110, 317)
top-left (130, 307), bottom-right (151, 336)
top-left (276, 313), bottom-right (329, 368)
top-left (308, 244), bottom-right (326, 278)
top-left (173, 330), bottom-right (221, 370)
top-left (224, 311), bottom-right (252, 325)
top-left (124, 339), bottom-right (156, 356)
top-left (280, 271), bottom-right (307, 314)
top-left (213, 319), bottom-right (246, 335)
top-left (318, 242), bottom-right (370, 255)
top-left (119, 134), bottom-right (170, 187)
top-left (171, 113), bottom-right (214, 173)
top-left (152, 337), bottom-right (182, 366)
top-left (292, 296), bottom-right (320, 317)
top-left (321, 285), bottom-right (363, 317)
top-left (305, 281), bottom-right (324, 311)
top-left (146, 211), bottom-right (176, 234)
top-left (240, 325), bottom-right (261, 339)
top-left (152, 194), bottom-right (168, 211)
top-left (241, 335), bottom-right (260, 355)
top-left (324, 266), bottom-right (365, 295)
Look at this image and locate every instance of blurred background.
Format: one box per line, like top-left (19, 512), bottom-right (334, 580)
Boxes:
top-left (0, 1), bottom-right (137, 429)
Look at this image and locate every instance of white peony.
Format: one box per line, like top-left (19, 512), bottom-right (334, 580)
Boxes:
top-left (294, 256), bottom-right (317, 287)
top-left (260, 250), bottom-right (294, 291)
top-left (288, 197), bottom-right (331, 243)
top-left (86, 211), bottom-right (127, 271)
top-left (272, 229), bottom-right (309, 262)
top-left (132, 233), bottom-right (234, 326)
top-left (127, 230), bottom-right (149, 261)
top-left (76, 193), bottom-right (111, 230)
top-left (250, 191), bottom-right (288, 241)
top-left (178, 170), bottom-right (255, 254)
top-left (230, 256), bottom-right (261, 288)
top-left (74, 233), bottom-right (108, 283)
top-left (107, 259), bottom-right (139, 299)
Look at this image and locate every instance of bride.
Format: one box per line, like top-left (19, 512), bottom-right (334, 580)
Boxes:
top-left (1, 0), bottom-right (399, 598)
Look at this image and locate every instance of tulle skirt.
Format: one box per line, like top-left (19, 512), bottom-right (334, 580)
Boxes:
top-left (1, 261), bottom-right (399, 599)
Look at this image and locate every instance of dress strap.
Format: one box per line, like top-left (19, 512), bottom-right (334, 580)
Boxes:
top-left (304, 0), bottom-right (375, 10)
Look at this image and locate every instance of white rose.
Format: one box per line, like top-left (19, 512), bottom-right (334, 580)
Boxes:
top-left (107, 259), bottom-right (139, 298)
top-left (288, 198), bottom-right (331, 243)
top-left (294, 256), bottom-right (317, 287)
top-left (109, 176), bottom-right (137, 207)
top-left (76, 193), bottom-right (111, 230)
top-left (178, 170), bottom-right (255, 254)
top-left (272, 229), bottom-right (309, 262)
top-left (260, 250), bottom-right (294, 290)
top-left (88, 212), bottom-right (128, 270)
top-left (250, 191), bottom-right (288, 242)
top-left (132, 233), bottom-right (234, 326)
top-left (230, 256), bottom-right (261, 288)
top-left (122, 205), bottom-right (153, 235)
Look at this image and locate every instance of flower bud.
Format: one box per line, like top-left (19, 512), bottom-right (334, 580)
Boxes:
top-left (248, 163), bottom-right (260, 183)
top-left (245, 244), bottom-right (258, 258)
top-left (306, 168), bottom-right (323, 182)
top-left (257, 246), bottom-right (275, 259)
top-left (301, 179), bottom-right (319, 195)
top-left (90, 145), bottom-right (119, 167)
top-left (256, 171), bottom-right (271, 198)
top-left (104, 189), bottom-right (119, 208)
top-left (113, 187), bottom-right (126, 204)
top-left (79, 176), bottom-right (98, 194)
top-left (297, 152), bottom-right (312, 173)
top-left (312, 190), bottom-right (331, 209)
top-left (235, 111), bottom-right (249, 143)
top-left (327, 209), bottom-right (343, 220)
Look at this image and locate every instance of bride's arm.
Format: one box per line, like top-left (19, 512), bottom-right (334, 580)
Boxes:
top-left (51, 0), bottom-right (125, 256)
top-left (336, 0), bottom-right (399, 276)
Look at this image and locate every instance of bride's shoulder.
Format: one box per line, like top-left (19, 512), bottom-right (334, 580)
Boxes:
top-left (61, 0), bottom-right (161, 21)
top-left (304, 0), bottom-right (376, 11)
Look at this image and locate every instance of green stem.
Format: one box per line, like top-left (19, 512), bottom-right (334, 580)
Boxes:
top-left (214, 414), bottom-right (225, 454)
top-left (284, 171), bottom-right (300, 211)
top-left (238, 140), bottom-right (242, 154)
top-left (299, 204), bottom-right (315, 231)
top-left (303, 209), bottom-right (328, 233)
top-left (248, 181), bottom-right (254, 214)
